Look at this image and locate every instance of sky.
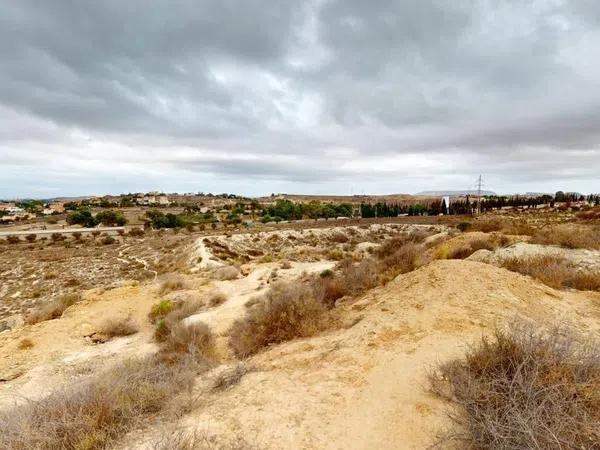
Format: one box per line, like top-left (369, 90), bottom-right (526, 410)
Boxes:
top-left (1, 0), bottom-right (600, 199)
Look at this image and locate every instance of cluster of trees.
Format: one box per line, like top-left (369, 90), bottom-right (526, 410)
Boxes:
top-left (587, 194), bottom-right (600, 206)
top-left (145, 210), bottom-right (185, 229)
top-left (360, 202), bottom-right (407, 218)
top-left (66, 209), bottom-right (127, 227)
top-left (260, 200), bottom-right (353, 222)
top-left (144, 210), bottom-right (217, 229)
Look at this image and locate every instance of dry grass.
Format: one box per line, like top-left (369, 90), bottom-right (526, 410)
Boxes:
top-left (378, 242), bottom-right (428, 283)
top-left (448, 238), bottom-right (497, 260)
top-left (531, 224), bottom-right (600, 249)
top-left (25, 293), bottom-right (82, 325)
top-left (99, 317), bottom-right (139, 338)
top-left (1, 320), bottom-right (215, 450)
top-left (473, 217), bottom-right (534, 236)
top-left (430, 322), bottom-right (600, 449)
top-left (0, 357), bottom-right (199, 450)
top-left (165, 298), bottom-right (206, 323)
top-left (208, 291), bottom-right (227, 307)
top-left (229, 233), bottom-right (433, 357)
top-left (229, 281), bottom-right (331, 358)
top-left (211, 363), bottom-right (251, 391)
top-left (157, 321), bottom-right (216, 366)
top-left (159, 275), bottom-right (189, 295)
top-left (499, 255), bottom-right (600, 291)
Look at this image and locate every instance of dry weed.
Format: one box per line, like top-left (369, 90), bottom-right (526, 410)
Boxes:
top-left (430, 322), bottom-right (600, 449)
top-left (99, 317), bottom-right (139, 338)
top-left (531, 224), bottom-right (600, 249)
top-left (0, 357), bottom-right (200, 450)
top-left (229, 281), bottom-right (331, 357)
top-left (500, 255), bottom-right (600, 291)
top-left (159, 275), bottom-right (189, 295)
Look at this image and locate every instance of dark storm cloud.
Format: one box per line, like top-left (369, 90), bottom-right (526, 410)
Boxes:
top-left (1, 0), bottom-right (599, 197)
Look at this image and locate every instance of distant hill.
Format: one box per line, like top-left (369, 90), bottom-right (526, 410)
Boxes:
top-left (416, 190), bottom-right (496, 197)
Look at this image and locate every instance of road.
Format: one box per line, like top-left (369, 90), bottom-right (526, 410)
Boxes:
top-left (0, 226), bottom-right (125, 237)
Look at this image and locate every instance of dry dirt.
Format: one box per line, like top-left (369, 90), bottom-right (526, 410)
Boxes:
top-left (2, 221), bottom-right (600, 449)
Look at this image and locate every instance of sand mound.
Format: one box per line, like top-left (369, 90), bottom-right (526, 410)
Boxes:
top-left (163, 260), bottom-right (600, 449)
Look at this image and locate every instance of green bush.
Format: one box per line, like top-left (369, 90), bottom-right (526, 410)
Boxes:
top-left (457, 222), bottom-right (472, 232)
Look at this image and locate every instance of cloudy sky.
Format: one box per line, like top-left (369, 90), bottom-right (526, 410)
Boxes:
top-left (1, 0), bottom-right (599, 198)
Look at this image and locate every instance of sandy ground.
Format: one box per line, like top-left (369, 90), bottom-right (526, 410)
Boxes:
top-left (2, 225), bottom-right (600, 449)
top-left (133, 260), bottom-right (600, 449)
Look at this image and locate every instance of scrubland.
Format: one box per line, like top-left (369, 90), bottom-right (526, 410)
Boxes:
top-left (1, 212), bottom-right (600, 449)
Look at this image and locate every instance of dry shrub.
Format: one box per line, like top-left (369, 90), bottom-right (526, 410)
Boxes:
top-left (211, 363), bottom-right (251, 391)
top-left (25, 293), bottom-right (82, 325)
top-left (500, 255), bottom-right (570, 289)
top-left (576, 209), bottom-right (600, 221)
top-left (128, 227), bottom-right (145, 237)
top-left (159, 275), bottom-right (189, 294)
top-left (18, 339), bottom-right (34, 350)
top-left (280, 260), bottom-right (292, 269)
top-left (430, 322), bottom-right (600, 449)
top-left (208, 291), bottom-right (227, 307)
top-left (229, 281), bottom-right (331, 358)
top-left (376, 230), bottom-right (430, 258)
top-left (449, 239), bottom-right (496, 259)
top-left (378, 242), bottom-right (427, 282)
top-left (0, 356), bottom-right (200, 450)
top-left (212, 266), bottom-right (240, 281)
top-left (531, 224), bottom-right (600, 249)
top-left (99, 317), bottom-right (139, 338)
top-left (157, 321), bottom-right (216, 365)
top-left (329, 232), bottom-right (349, 243)
top-left (472, 217), bottom-right (504, 233)
top-left (500, 255), bottom-right (600, 291)
top-left (165, 298), bottom-right (206, 323)
top-left (567, 270), bottom-right (600, 291)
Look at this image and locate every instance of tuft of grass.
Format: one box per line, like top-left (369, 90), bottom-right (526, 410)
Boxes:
top-left (430, 322), bottom-right (600, 449)
top-left (229, 281), bottom-right (331, 358)
top-left (99, 317), bottom-right (139, 338)
top-left (25, 293), bottom-right (82, 325)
